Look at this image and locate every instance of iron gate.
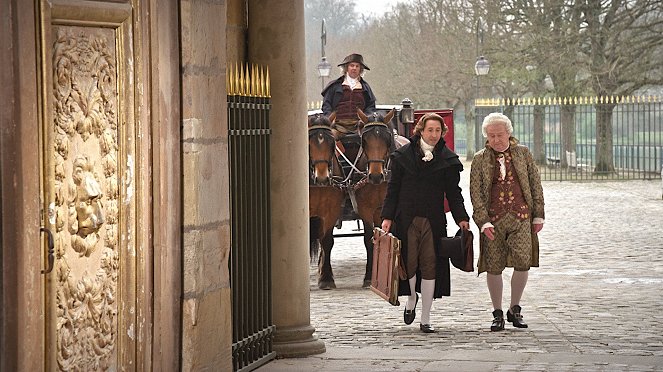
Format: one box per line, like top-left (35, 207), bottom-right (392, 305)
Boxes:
top-left (228, 64), bottom-right (275, 371)
top-left (474, 95), bottom-right (663, 181)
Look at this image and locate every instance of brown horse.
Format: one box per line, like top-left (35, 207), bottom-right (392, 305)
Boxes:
top-left (315, 109), bottom-right (396, 289)
top-left (308, 114), bottom-right (345, 287)
top-left (353, 109), bottom-right (395, 287)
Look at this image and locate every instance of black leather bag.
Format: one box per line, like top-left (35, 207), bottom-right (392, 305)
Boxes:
top-left (439, 229), bottom-right (474, 272)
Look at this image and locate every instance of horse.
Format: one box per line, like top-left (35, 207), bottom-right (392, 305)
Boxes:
top-left (353, 108), bottom-right (395, 287)
top-left (308, 114), bottom-right (345, 287)
top-left (315, 108), bottom-right (396, 289)
top-left (308, 113), bottom-right (342, 185)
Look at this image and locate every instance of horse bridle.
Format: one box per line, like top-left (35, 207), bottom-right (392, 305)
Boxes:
top-left (308, 125), bottom-right (336, 171)
top-left (360, 122), bottom-right (393, 168)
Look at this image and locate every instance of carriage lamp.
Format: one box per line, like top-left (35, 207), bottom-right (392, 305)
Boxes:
top-left (400, 98), bottom-right (414, 124)
top-left (475, 55), bottom-right (490, 76)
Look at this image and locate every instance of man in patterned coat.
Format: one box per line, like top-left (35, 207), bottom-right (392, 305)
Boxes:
top-left (470, 112), bottom-right (545, 331)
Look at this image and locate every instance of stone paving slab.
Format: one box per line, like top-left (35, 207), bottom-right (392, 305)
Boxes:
top-left (262, 348), bottom-right (663, 371)
top-left (259, 164), bottom-right (663, 371)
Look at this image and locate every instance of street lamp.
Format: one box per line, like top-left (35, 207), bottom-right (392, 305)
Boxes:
top-left (473, 55), bottom-right (490, 158)
top-left (317, 57), bottom-right (332, 90)
top-left (469, 19), bottom-right (490, 160)
top-left (475, 56), bottom-right (490, 77)
top-left (317, 19), bottom-right (332, 90)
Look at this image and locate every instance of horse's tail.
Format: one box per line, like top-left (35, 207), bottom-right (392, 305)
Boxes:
top-left (309, 216), bottom-right (321, 263)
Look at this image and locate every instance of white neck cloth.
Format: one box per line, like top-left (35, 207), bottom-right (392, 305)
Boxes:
top-left (420, 138), bottom-right (435, 162)
top-left (344, 75), bottom-right (360, 89)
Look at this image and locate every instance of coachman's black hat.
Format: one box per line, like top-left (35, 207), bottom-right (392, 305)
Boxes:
top-left (338, 53), bottom-right (370, 70)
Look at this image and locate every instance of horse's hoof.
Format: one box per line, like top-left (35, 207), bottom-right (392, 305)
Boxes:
top-left (362, 279), bottom-right (372, 288)
top-left (319, 281), bottom-right (336, 290)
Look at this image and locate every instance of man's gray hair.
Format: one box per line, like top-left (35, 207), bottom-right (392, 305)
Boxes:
top-left (482, 112), bottom-right (514, 137)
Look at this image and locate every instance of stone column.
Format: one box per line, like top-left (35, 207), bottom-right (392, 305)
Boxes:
top-left (247, 0), bottom-right (325, 358)
top-left (180, 0), bottom-right (232, 369)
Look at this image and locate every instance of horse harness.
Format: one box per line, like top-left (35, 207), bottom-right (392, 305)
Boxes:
top-left (308, 124), bottom-right (336, 173)
top-left (308, 119), bottom-right (394, 187)
top-left (361, 121), bottom-right (394, 170)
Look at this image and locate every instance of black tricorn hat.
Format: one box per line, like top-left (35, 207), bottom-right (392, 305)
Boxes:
top-left (338, 53), bottom-right (370, 70)
top-left (440, 228), bottom-right (474, 272)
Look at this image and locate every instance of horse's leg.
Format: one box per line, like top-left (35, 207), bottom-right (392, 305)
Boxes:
top-left (310, 216), bottom-right (321, 263)
top-left (317, 231), bottom-right (336, 290)
top-left (362, 219), bottom-right (374, 288)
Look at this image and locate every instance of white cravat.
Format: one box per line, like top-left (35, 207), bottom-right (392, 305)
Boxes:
top-left (497, 153), bottom-right (506, 180)
top-left (420, 138), bottom-right (434, 162)
top-left (344, 75), bottom-right (360, 90)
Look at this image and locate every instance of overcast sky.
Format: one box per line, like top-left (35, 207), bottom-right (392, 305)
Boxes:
top-left (353, 0), bottom-right (404, 17)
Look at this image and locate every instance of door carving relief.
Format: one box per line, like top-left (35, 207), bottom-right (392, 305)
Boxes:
top-left (40, 2), bottom-right (140, 370)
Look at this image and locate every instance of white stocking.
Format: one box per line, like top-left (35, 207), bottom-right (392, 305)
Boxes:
top-left (510, 270), bottom-right (528, 308)
top-left (420, 279), bottom-right (435, 324)
top-left (487, 273), bottom-right (503, 311)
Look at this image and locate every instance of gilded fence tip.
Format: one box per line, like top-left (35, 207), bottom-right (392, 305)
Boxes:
top-left (226, 62), bottom-right (270, 98)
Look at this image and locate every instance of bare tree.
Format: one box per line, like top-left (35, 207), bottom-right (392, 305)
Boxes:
top-left (350, 0), bottom-right (483, 158)
top-left (493, 0), bottom-right (587, 166)
top-left (496, 0), bottom-right (663, 172)
top-left (577, 0), bottom-right (663, 173)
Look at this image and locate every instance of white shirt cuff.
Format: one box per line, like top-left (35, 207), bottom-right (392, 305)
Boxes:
top-left (480, 222), bottom-right (494, 233)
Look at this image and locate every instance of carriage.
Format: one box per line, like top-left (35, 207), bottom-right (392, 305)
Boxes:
top-left (308, 98), bottom-right (455, 289)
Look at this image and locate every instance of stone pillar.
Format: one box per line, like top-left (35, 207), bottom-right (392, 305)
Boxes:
top-left (180, 0), bottom-right (232, 370)
top-left (247, 0), bottom-right (325, 358)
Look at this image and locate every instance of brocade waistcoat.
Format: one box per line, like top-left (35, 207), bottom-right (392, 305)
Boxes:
top-left (489, 151), bottom-right (530, 222)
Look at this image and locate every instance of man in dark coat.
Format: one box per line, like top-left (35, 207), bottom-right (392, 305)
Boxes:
top-left (381, 113), bottom-right (470, 333)
top-left (321, 53), bottom-right (376, 139)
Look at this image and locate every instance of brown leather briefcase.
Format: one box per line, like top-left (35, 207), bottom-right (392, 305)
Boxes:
top-left (370, 228), bottom-right (405, 306)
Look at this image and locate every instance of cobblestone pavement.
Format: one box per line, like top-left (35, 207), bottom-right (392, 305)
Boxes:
top-left (260, 164), bottom-right (663, 371)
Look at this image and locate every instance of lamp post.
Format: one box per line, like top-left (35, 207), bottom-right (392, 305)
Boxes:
top-left (470, 18), bottom-right (490, 160)
top-left (317, 19), bottom-right (332, 90)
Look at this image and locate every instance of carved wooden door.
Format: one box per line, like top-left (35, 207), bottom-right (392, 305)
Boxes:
top-left (39, 1), bottom-right (142, 370)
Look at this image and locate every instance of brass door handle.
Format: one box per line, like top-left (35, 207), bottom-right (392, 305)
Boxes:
top-left (40, 227), bottom-right (54, 274)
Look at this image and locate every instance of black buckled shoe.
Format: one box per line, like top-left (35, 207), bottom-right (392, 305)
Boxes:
top-left (403, 293), bottom-right (418, 325)
top-left (420, 323), bottom-right (435, 333)
top-left (491, 309), bottom-right (505, 331)
top-left (507, 305), bottom-right (528, 328)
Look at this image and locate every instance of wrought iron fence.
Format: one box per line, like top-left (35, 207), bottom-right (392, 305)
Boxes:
top-left (473, 95), bottom-right (663, 181)
top-left (228, 64), bottom-right (275, 371)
